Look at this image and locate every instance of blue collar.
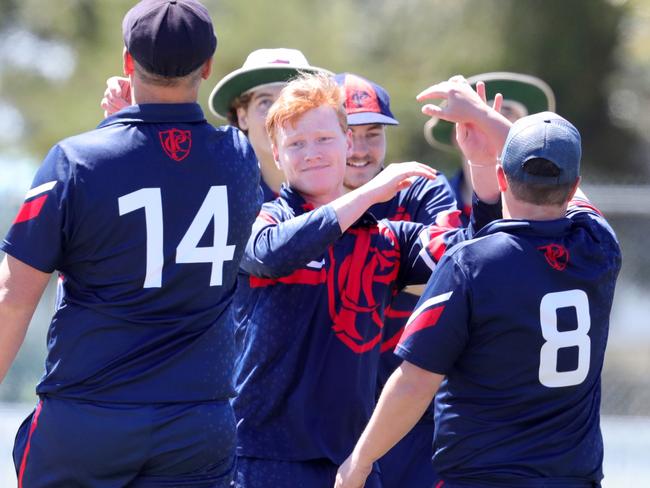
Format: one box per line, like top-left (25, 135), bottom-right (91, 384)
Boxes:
top-left (477, 217), bottom-right (573, 238)
top-left (98, 103), bottom-right (206, 128)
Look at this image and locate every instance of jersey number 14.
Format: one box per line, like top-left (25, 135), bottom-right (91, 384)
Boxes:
top-left (118, 186), bottom-right (235, 288)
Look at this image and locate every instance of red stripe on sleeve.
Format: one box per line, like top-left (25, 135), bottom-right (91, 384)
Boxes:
top-left (398, 305), bottom-right (445, 344)
top-left (257, 210), bottom-right (278, 225)
top-left (14, 195), bottom-right (48, 224)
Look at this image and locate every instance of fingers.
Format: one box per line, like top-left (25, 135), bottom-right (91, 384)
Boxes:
top-left (492, 93), bottom-right (503, 113)
top-left (416, 76), bottom-right (467, 101)
top-left (421, 103), bottom-right (444, 118)
top-left (390, 161), bottom-right (438, 181)
top-left (476, 81), bottom-right (486, 103)
top-left (416, 84), bottom-right (448, 102)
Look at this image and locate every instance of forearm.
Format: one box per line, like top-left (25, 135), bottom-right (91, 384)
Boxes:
top-left (330, 186), bottom-right (378, 232)
top-left (242, 206), bottom-right (342, 278)
top-left (351, 362), bottom-right (442, 466)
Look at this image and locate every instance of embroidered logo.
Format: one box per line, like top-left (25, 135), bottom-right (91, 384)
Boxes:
top-left (159, 129), bottom-right (192, 162)
top-left (344, 75), bottom-right (380, 114)
top-left (538, 243), bottom-right (570, 271)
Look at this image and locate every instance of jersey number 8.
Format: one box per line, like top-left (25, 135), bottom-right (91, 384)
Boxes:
top-left (538, 289), bottom-right (591, 388)
top-left (118, 186), bottom-right (235, 288)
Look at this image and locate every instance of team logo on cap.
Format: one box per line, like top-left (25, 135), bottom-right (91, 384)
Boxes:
top-left (159, 129), bottom-right (192, 162)
top-left (538, 243), bottom-right (570, 271)
top-left (345, 75), bottom-right (380, 114)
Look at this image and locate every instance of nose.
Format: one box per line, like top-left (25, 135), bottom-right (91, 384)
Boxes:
top-left (304, 142), bottom-right (322, 163)
top-left (351, 134), bottom-right (369, 159)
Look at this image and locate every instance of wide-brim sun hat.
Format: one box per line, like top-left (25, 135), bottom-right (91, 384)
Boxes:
top-left (423, 72), bottom-right (556, 152)
top-left (209, 48), bottom-right (333, 119)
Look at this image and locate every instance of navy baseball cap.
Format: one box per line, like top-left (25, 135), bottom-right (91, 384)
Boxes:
top-left (501, 112), bottom-right (581, 185)
top-left (334, 73), bottom-right (398, 126)
top-left (122, 0), bottom-right (217, 77)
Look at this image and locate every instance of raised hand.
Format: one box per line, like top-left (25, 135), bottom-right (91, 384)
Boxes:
top-left (455, 81), bottom-right (503, 164)
top-left (100, 76), bottom-right (132, 118)
top-left (363, 161), bottom-right (438, 204)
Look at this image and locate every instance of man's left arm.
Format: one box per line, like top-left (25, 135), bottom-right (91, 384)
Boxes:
top-left (334, 362), bottom-right (443, 488)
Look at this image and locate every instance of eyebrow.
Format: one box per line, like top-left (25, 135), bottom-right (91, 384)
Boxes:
top-left (252, 92), bottom-right (276, 100)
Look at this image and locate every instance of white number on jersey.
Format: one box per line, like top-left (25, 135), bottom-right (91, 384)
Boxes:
top-left (118, 186), bottom-right (234, 288)
top-left (538, 289), bottom-right (591, 388)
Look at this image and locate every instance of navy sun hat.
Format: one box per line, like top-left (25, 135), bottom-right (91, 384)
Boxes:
top-left (334, 73), bottom-right (399, 126)
top-left (501, 111), bottom-right (581, 185)
top-left (122, 0), bottom-right (217, 77)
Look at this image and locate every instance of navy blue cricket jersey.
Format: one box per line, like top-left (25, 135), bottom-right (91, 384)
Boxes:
top-left (368, 175), bottom-right (457, 390)
top-left (396, 198), bottom-right (621, 486)
top-left (2, 104), bottom-right (262, 404)
top-left (231, 184), bottom-right (491, 465)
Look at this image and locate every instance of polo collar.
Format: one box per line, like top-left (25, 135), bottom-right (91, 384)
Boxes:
top-left (98, 103), bottom-right (206, 128)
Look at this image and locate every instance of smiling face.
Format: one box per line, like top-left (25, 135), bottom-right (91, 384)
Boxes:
top-left (344, 123), bottom-right (387, 190)
top-left (272, 105), bottom-right (351, 206)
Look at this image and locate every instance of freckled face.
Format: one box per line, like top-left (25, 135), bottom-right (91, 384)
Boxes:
top-left (273, 106), bottom-right (352, 204)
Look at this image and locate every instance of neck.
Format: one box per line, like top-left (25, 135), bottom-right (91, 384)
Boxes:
top-left (501, 195), bottom-right (567, 220)
top-left (131, 77), bottom-right (199, 105)
top-left (300, 187), bottom-right (345, 209)
top-left (259, 156), bottom-right (286, 193)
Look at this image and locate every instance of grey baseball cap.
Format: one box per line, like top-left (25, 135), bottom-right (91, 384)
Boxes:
top-left (501, 111), bottom-right (581, 185)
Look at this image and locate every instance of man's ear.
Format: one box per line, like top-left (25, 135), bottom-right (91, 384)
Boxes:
top-left (272, 143), bottom-right (282, 170)
top-left (496, 164), bottom-right (508, 192)
top-left (201, 57), bottom-right (213, 80)
top-left (567, 176), bottom-right (581, 201)
top-left (237, 107), bottom-right (249, 131)
top-left (123, 48), bottom-right (135, 76)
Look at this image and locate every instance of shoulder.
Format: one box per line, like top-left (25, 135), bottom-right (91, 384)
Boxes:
top-left (258, 197), bottom-right (294, 223)
top-left (567, 198), bottom-right (619, 239)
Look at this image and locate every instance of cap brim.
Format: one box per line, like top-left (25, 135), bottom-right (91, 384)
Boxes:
top-left (424, 72), bottom-right (556, 150)
top-left (209, 65), bottom-right (333, 119)
top-left (347, 112), bottom-right (399, 126)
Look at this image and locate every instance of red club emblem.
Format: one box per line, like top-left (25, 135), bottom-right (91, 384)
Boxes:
top-left (538, 243), bottom-right (570, 271)
top-left (329, 224), bottom-right (400, 354)
top-left (159, 129), bottom-right (192, 162)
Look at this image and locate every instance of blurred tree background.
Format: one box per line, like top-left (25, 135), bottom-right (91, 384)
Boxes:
top-left (1, 0), bottom-right (649, 178)
top-left (0, 0), bottom-right (649, 404)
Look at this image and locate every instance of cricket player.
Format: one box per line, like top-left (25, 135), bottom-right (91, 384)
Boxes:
top-left (232, 72), bottom-right (502, 488)
top-left (0, 1), bottom-right (261, 486)
top-left (334, 72), bottom-right (458, 488)
top-left (336, 77), bottom-right (621, 488)
top-left (103, 47), bottom-right (331, 203)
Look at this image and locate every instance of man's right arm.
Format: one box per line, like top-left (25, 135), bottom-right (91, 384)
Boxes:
top-left (242, 162), bottom-right (438, 278)
top-left (418, 77), bottom-right (513, 204)
top-left (0, 255), bottom-right (50, 383)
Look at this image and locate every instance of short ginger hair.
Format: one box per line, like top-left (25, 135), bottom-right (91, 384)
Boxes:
top-left (266, 72), bottom-right (348, 145)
